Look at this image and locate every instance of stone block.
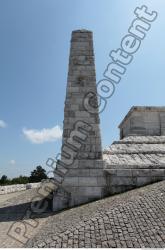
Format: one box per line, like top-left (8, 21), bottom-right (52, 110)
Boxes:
top-left (54, 172), bottom-right (64, 184)
top-left (73, 186), bottom-right (103, 197)
top-left (110, 176), bottom-right (136, 186)
top-left (69, 159), bottom-right (79, 168)
top-left (151, 169), bottom-right (165, 176)
top-left (63, 177), bottom-right (79, 186)
top-left (97, 177), bottom-right (107, 186)
top-left (75, 111), bottom-right (90, 118)
top-left (116, 169), bottom-right (132, 177)
top-left (136, 176), bottom-right (153, 186)
top-left (79, 160), bottom-right (94, 168)
top-left (132, 169), bottom-right (151, 177)
top-left (108, 185), bottom-right (135, 195)
top-left (95, 160), bottom-right (105, 169)
top-left (104, 169), bottom-right (117, 175)
top-left (153, 176), bottom-right (165, 182)
top-left (53, 187), bottom-right (71, 212)
top-left (66, 168), bottom-right (90, 177)
top-left (78, 177), bottom-right (98, 186)
top-left (89, 169), bottom-right (104, 177)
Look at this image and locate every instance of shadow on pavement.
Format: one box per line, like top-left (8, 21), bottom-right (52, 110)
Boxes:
top-left (0, 196), bottom-right (52, 223)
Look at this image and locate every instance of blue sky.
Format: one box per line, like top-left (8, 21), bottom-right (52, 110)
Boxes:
top-left (0, 0), bottom-right (165, 178)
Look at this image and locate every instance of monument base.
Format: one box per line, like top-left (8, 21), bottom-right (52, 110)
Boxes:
top-left (53, 160), bottom-right (108, 212)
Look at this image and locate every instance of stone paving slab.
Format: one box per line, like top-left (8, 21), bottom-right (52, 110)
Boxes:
top-left (26, 181), bottom-right (165, 248)
top-left (0, 189), bottom-right (51, 247)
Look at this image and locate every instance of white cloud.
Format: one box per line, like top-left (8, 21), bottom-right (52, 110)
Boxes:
top-left (9, 160), bottom-right (16, 165)
top-left (0, 120), bottom-right (7, 128)
top-left (23, 125), bottom-right (62, 144)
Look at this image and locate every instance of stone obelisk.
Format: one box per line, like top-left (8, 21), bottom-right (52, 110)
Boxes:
top-left (53, 30), bottom-right (107, 211)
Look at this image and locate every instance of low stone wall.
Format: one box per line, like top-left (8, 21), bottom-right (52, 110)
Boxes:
top-left (0, 182), bottom-right (41, 195)
top-left (105, 167), bottom-right (165, 195)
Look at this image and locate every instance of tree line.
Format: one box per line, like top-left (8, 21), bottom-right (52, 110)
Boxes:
top-left (0, 166), bottom-right (48, 185)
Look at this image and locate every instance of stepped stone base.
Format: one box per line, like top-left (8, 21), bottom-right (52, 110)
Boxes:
top-left (104, 135), bottom-right (165, 195)
top-left (53, 160), bottom-right (108, 211)
top-left (105, 167), bottom-right (165, 195)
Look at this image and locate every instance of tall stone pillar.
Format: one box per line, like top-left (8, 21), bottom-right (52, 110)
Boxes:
top-left (53, 30), bottom-right (107, 211)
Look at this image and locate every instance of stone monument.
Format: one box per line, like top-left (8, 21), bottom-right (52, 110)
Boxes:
top-left (104, 106), bottom-right (165, 195)
top-left (53, 30), bottom-right (165, 212)
top-left (53, 30), bottom-right (107, 211)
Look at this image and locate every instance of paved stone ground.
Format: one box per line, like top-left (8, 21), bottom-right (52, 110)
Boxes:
top-left (0, 189), bottom-right (51, 247)
top-left (26, 181), bottom-right (165, 248)
top-left (0, 181), bottom-right (165, 248)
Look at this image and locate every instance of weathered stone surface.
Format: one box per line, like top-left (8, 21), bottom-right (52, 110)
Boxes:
top-left (0, 188), bottom-right (50, 247)
top-left (52, 30), bottom-right (165, 212)
top-left (0, 183), bottom-right (41, 195)
top-left (104, 132), bottom-right (165, 194)
top-left (105, 142), bottom-right (165, 154)
top-left (53, 30), bottom-right (106, 211)
top-left (116, 135), bottom-right (165, 144)
top-left (26, 181), bottom-right (165, 248)
top-left (53, 187), bottom-right (71, 212)
top-left (119, 106), bottom-right (165, 138)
